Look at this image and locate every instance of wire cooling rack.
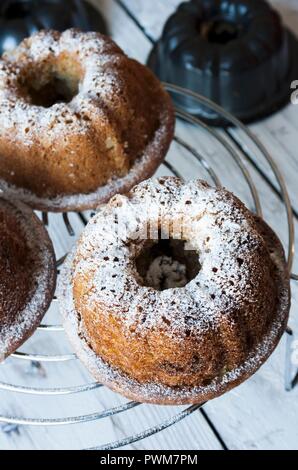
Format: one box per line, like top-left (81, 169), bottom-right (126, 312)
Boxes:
top-left (0, 85), bottom-right (297, 450)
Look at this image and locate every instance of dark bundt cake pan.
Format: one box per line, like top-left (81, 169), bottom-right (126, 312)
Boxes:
top-left (148, 0), bottom-right (298, 126)
top-left (0, 0), bottom-right (107, 55)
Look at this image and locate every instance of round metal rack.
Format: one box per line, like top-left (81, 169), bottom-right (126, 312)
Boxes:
top-left (0, 85), bottom-right (297, 450)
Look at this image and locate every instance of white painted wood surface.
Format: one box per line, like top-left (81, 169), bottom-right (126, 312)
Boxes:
top-left (1, 0), bottom-right (298, 450)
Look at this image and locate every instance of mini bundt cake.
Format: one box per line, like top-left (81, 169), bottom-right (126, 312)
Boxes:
top-left (148, 0), bottom-right (298, 123)
top-left (59, 178), bottom-right (290, 405)
top-left (0, 194), bottom-right (56, 359)
top-left (0, 29), bottom-right (174, 212)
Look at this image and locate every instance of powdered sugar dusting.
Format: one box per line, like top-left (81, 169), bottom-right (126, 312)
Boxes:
top-left (0, 195), bottom-right (56, 359)
top-left (0, 30), bottom-right (126, 141)
top-left (0, 29), bottom-right (174, 212)
top-left (69, 178), bottom-right (277, 335)
top-left (145, 256), bottom-right (188, 290)
top-left (60, 246), bottom-right (289, 404)
top-left (59, 178), bottom-right (290, 404)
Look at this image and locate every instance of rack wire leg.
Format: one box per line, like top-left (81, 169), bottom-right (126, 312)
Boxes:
top-left (285, 327), bottom-right (298, 391)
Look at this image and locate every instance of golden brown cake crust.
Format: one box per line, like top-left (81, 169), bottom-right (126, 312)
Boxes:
top-left (0, 195), bottom-right (56, 359)
top-left (59, 178), bottom-right (290, 404)
top-left (0, 29), bottom-right (175, 212)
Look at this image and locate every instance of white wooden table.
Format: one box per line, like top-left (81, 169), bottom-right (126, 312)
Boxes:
top-left (1, 0), bottom-right (298, 450)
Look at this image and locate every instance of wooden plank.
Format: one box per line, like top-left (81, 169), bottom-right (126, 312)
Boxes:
top-left (118, 0), bottom-right (181, 40)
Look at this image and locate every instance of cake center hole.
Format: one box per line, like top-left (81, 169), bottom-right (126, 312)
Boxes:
top-left (201, 19), bottom-right (239, 44)
top-left (24, 73), bottom-right (80, 108)
top-left (4, 1), bottom-right (31, 19)
top-left (135, 239), bottom-right (201, 291)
